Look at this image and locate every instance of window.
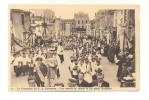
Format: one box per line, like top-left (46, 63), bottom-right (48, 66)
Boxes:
top-left (82, 20), bottom-right (83, 24)
top-left (86, 20), bottom-right (88, 24)
top-left (21, 14), bottom-right (24, 25)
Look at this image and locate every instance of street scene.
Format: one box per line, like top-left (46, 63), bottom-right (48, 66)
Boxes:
top-left (9, 5), bottom-right (137, 91)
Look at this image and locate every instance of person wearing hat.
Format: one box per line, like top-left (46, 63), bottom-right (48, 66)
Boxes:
top-left (91, 73), bottom-right (110, 87)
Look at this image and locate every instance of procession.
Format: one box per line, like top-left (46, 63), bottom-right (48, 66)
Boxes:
top-left (9, 8), bottom-right (136, 90)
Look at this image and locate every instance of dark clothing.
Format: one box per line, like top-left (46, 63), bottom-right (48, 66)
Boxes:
top-left (14, 65), bottom-right (28, 76)
top-left (20, 65), bottom-right (29, 75)
top-left (72, 75), bottom-right (78, 79)
top-left (130, 59), bottom-right (135, 73)
top-left (120, 67), bottom-right (129, 78)
top-left (33, 63), bottom-right (47, 87)
top-left (28, 67), bottom-right (34, 76)
top-left (91, 80), bottom-right (110, 87)
top-left (92, 75), bottom-right (97, 80)
top-left (28, 64), bottom-right (35, 76)
top-left (58, 54), bottom-right (64, 63)
top-left (117, 58), bottom-right (126, 78)
top-left (14, 66), bottom-right (21, 77)
top-left (57, 68), bottom-right (60, 78)
top-left (108, 47), bottom-right (115, 63)
top-left (34, 72), bottom-right (44, 87)
top-left (39, 63), bottom-right (47, 77)
top-left (77, 79), bottom-right (92, 87)
top-left (115, 46), bottom-right (120, 58)
top-left (129, 47), bottom-right (134, 55)
top-left (104, 45), bottom-right (109, 56)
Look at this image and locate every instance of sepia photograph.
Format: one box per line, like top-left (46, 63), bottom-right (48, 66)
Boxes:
top-left (8, 4), bottom-right (140, 91)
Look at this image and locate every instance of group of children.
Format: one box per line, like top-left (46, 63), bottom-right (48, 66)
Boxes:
top-left (67, 37), bottom-right (110, 87)
top-left (11, 42), bottom-right (64, 87)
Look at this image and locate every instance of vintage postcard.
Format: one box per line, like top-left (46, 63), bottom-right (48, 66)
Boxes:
top-left (9, 4), bottom-right (140, 91)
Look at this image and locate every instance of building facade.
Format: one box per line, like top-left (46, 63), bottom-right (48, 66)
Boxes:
top-left (10, 9), bottom-right (31, 52)
top-left (30, 9), bottom-right (55, 39)
top-left (95, 10), bottom-right (114, 40)
top-left (116, 9), bottom-right (135, 51)
top-left (62, 19), bottom-right (75, 36)
top-left (90, 19), bottom-right (96, 37)
top-left (54, 18), bottom-right (63, 39)
top-left (74, 11), bottom-right (89, 37)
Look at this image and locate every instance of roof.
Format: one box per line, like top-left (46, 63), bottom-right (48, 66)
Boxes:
top-left (62, 19), bottom-right (75, 22)
top-left (10, 9), bottom-right (30, 14)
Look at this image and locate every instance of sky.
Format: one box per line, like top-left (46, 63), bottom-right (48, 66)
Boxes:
top-left (28, 5), bottom-right (102, 19)
top-left (9, 5), bottom-right (116, 19)
top-left (9, 4), bottom-right (138, 19)
top-left (37, 5), bottom-right (101, 19)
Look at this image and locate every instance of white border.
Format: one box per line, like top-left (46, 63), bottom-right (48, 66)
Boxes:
top-left (0, 0), bottom-right (148, 100)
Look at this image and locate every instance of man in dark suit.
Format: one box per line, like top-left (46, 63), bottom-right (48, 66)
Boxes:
top-left (77, 72), bottom-right (92, 87)
top-left (68, 72), bottom-right (92, 87)
top-left (91, 73), bottom-right (110, 87)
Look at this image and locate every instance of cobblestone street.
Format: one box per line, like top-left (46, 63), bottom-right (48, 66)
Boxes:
top-left (11, 50), bottom-right (120, 88)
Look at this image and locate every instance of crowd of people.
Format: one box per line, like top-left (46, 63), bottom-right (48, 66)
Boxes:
top-left (11, 40), bottom-right (64, 87)
top-left (11, 35), bottom-right (136, 87)
top-left (65, 36), bottom-right (109, 87)
top-left (64, 35), bottom-right (135, 87)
